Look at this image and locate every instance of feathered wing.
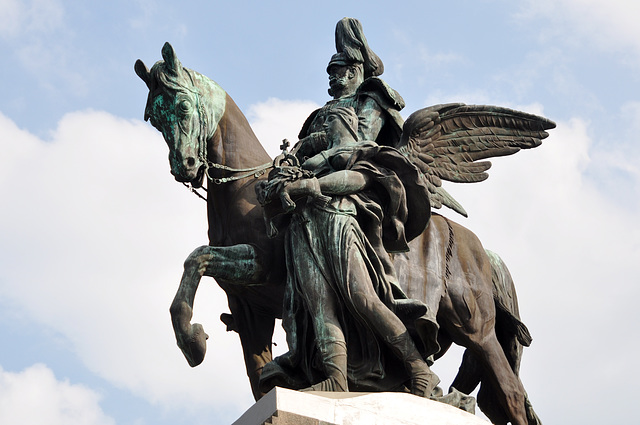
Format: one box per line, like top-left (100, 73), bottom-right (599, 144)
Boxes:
top-left (397, 103), bottom-right (556, 217)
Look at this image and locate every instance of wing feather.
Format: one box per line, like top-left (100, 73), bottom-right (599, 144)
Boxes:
top-left (399, 103), bottom-right (555, 216)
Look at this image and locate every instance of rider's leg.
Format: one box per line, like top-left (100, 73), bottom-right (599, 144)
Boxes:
top-left (296, 259), bottom-right (348, 392)
top-left (303, 297), bottom-right (348, 392)
top-left (346, 246), bottom-right (440, 397)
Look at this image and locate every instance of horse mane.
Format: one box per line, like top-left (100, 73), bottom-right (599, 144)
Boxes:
top-left (149, 61), bottom-right (194, 92)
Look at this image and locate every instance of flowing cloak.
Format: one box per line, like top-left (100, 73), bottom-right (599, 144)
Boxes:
top-left (259, 142), bottom-right (434, 393)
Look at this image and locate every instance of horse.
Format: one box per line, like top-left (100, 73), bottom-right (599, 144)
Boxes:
top-left (135, 42), bottom-right (540, 425)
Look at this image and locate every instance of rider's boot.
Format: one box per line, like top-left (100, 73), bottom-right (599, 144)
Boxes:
top-left (301, 339), bottom-right (348, 392)
top-left (384, 331), bottom-right (440, 397)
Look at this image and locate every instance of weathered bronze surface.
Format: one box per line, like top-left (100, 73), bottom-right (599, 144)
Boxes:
top-left (136, 17), bottom-right (554, 425)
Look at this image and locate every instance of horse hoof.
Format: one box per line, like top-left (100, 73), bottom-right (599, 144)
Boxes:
top-left (181, 323), bottom-right (208, 367)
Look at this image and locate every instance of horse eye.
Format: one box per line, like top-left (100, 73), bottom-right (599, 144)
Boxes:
top-left (178, 100), bottom-right (192, 113)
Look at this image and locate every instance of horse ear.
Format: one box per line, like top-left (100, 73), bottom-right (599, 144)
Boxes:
top-left (134, 59), bottom-right (152, 88)
top-left (161, 42), bottom-right (182, 76)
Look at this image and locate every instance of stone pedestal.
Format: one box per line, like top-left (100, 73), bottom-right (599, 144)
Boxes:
top-left (233, 387), bottom-right (489, 425)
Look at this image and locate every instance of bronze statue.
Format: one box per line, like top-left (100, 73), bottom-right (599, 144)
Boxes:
top-left (135, 17), bottom-right (554, 425)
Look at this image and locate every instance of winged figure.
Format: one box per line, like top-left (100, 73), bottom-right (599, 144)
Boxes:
top-left (398, 103), bottom-right (556, 216)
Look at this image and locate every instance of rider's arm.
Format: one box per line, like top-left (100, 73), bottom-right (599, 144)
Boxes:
top-left (281, 170), bottom-right (368, 200)
top-left (291, 132), bottom-right (328, 161)
top-left (301, 150), bottom-right (329, 171)
top-left (317, 170), bottom-right (369, 195)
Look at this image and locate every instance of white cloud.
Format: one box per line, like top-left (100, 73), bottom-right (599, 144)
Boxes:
top-left (24, 0), bottom-right (64, 34)
top-left (0, 0), bottom-right (64, 39)
top-left (0, 0), bottom-right (24, 38)
top-left (0, 363), bottom-right (115, 425)
top-left (2, 96), bottom-right (639, 424)
top-left (0, 110), bottom-right (254, 419)
top-left (246, 98), bottom-right (320, 157)
top-left (128, 0), bottom-right (156, 30)
top-left (441, 116), bottom-right (640, 422)
top-left (517, 0), bottom-right (640, 63)
top-left (0, 100), bottom-right (327, 421)
top-left (386, 27), bottom-right (465, 85)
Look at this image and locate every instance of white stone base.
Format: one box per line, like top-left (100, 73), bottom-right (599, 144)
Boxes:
top-left (233, 387), bottom-right (489, 425)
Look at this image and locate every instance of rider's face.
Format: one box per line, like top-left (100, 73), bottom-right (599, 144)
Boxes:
top-left (328, 66), bottom-right (351, 92)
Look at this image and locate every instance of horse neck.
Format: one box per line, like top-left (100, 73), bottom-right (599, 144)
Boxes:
top-left (204, 92), bottom-right (271, 245)
top-left (207, 93), bottom-right (271, 170)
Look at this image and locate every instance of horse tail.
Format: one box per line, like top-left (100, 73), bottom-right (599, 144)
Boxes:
top-left (486, 249), bottom-right (532, 350)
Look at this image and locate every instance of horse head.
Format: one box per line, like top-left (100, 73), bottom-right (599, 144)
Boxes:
top-left (135, 43), bottom-right (227, 187)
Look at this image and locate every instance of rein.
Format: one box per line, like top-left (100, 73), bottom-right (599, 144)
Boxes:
top-left (184, 162), bottom-right (273, 202)
top-left (203, 161), bottom-right (272, 184)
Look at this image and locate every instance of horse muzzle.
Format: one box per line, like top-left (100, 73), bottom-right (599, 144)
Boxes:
top-left (170, 156), bottom-right (206, 187)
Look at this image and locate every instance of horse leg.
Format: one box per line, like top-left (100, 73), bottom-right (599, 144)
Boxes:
top-left (440, 232), bottom-right (529, 425)
top-left (486, 250), bottom-right (541, 425)
top-left (450, 349), bottom-right (482, 395)
top-left (444, 293), bottom-right (530, 425)
top-left (226, 295), bottom-right (276, 400)
top-left (475, 333), bottom-right (530, 425)
top-left (169, 244), bottom-right (267, 368)
top-left (446, 292), bottom-right (528, 425)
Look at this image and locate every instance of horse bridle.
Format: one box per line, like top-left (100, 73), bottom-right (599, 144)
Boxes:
top-left (183, 160), bottom-right (273, 201)
top-left (181, 79), bottom-right (274, 200)
top-left (202, 139), bottom-right (297, 185)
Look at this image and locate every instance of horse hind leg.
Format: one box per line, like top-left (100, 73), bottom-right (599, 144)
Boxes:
top-left (450, 349), bottom-right (511, 425)
top-left (441, 297), bottom-right (531, 424)
top-left (169, 244), bottom-right (267, 368)
top-left (451, 347), bottom-right (536, 425)
top-left (450, 348), bottom-right (481, 396)
top-left (442, 258), bottom-right (529, 423)
top-left (472, 350), bottom-right (541, 425)
top-left (488, 250), bottom-right (541, 425)
top-left (467, 331), bottom-right (531, 425)
top-left (226, 294), bottom-right (277, 400)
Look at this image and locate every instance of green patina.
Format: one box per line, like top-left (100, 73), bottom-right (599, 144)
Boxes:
top-left (148, 68), bottom-right (226, 152)
top-left (139, 42), bottom-right (226, 176)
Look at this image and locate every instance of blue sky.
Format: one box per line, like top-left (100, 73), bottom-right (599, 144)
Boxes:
top-left (1, 1), bottom-right (639, 424)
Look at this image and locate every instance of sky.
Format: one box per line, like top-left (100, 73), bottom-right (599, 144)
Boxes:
top-left (1, 0), bottom-right (639, 424)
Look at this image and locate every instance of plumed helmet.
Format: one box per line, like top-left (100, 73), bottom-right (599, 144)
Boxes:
top-left (326, 17), bottom-right (384, 79)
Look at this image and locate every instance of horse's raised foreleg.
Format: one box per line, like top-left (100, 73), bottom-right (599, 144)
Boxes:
top-left (169, 244), bottom-right (266, 368)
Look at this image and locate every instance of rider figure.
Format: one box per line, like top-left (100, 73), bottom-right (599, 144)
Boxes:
top-left (292, 17), bottom-right (405, 161)
top-left (260, 106), bottom-right (439, 396)
top-left (293, 18), bottom-right (441, 356)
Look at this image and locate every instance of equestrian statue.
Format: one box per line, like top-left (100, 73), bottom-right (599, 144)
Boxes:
top-left (135, 18), bottom-right (554, 425)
